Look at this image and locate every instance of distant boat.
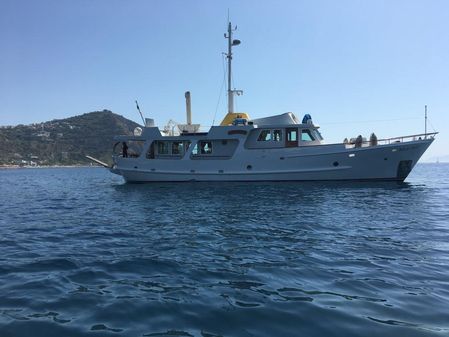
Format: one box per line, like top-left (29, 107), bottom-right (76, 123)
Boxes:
top-left (89, 22), bottom-right (437, 182)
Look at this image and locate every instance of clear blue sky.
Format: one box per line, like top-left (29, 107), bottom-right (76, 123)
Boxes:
top-left (1, 0), bottom-right (448, 160)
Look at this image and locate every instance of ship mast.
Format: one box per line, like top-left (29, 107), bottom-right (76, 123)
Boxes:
top-left (225, 21), bottom-right (242, 114)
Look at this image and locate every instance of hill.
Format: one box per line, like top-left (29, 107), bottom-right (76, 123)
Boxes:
top-left (0, 110), bottom-right (140, 166)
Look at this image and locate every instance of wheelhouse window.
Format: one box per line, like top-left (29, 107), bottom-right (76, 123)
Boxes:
top-left (257, 130), bottom-right (272, 141)
top-left (287, 129), bottom-right (297, 141)
top-left (256, 129), bottom-right (283, 142)
top-left (313, 129), bottom-right (323, 140)
top-left (301, 129), bottom-right (315, 142)
top-left (273, 129), bottom-right (282, 141)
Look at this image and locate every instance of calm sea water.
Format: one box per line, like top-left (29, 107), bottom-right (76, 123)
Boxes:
top-left (0, 164), bottom-right (448, 337)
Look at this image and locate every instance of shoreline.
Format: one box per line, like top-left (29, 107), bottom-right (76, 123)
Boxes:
top-left (0, 164), bottom-right (105, 169)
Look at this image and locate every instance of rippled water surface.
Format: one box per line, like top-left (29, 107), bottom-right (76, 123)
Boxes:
top-left (1, 164), bottom-right (449, 336)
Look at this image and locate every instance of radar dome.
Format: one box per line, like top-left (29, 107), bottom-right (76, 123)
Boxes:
top-left (133, 127), bottom-right (142, 136)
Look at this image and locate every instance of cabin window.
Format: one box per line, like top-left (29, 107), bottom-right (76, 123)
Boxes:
top-left (172, 141), bottom-right (183, 155)
top-left (157, 141), bottom-right (170, 154)
top-left (115, 140), bottom-right (145, 158)
top-left (172, 141), bottom-right (190, 156)
top-left (257, 130), bottom-right (272, 141)
top-left (200, 141), bottom-right (212, 154)
top-left (192, 143), bottom-right (198, 155)
top-left (147, 140), bottom-right (191, 159)
top-left (273, 129), bottom-right (282, 141)
top-left (146, 142), bottom-right (155, 159)
top-left (301, 129), bottom-right (315, 142)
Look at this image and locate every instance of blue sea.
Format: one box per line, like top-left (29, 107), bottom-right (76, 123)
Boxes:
top-left (0, 164), bottom-right (448, 337)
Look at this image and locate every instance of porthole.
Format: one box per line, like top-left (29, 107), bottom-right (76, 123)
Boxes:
top-left (348, 153), bottom-right (355, 158)
top-left (333, 161), bottom-right (339, 167)
top-left (247, 165), bottom-right (252, 170)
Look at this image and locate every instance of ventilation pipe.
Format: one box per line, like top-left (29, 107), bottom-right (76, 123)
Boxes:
top-left (185, 91), bottom-right (192, 125)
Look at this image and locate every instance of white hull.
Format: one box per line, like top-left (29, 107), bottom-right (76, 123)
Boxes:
top-left (111, 139), bottom-right (433, 183)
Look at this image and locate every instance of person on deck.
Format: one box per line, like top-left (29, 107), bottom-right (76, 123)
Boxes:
top-left (122, 142), bottom-right (128, 158)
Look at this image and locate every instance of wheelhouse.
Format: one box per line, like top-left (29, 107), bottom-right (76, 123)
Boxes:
top-left (245, 124), bottom-right (323, 149)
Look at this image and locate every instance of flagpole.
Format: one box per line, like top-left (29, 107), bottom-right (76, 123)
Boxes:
top-left (135, 100), bottom-right (145, 125)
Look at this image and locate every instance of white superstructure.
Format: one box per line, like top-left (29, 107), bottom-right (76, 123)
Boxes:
top-left (99, 22), bottom-right (436, 183)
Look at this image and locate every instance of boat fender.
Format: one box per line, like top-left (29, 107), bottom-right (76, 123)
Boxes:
top-left (370, 133), bottom-right (378, 146)
top-left (355, 135), bottom-right (363, 148)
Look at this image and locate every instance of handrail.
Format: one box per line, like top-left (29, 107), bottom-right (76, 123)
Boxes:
top-left (376, 132), bottom-right (438, 145)
top-left (344, 132), bottom-right (438, 149)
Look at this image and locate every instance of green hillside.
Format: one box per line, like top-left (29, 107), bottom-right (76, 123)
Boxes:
top-left (0, 110), bottom-right (140, 166)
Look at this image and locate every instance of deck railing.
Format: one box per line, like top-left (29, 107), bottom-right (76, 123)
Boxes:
top-left (345, 132), bottom-right (438, 148)
top-left (377, 132), bottom-right (438, 145)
